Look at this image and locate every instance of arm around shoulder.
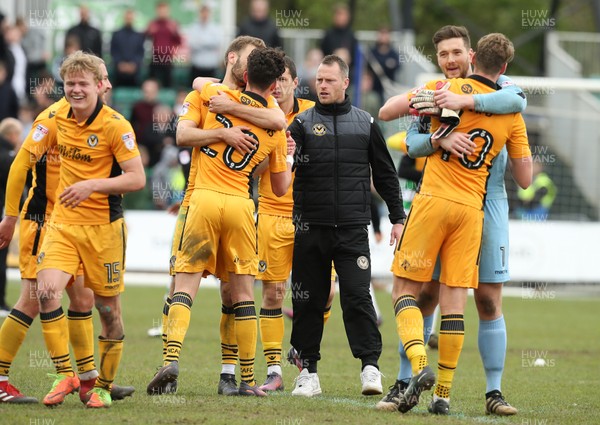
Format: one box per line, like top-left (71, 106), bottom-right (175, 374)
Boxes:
top-left (473, 75), bottom-right (527, 114)
top-left (379, 93), bottom-right (410, 121)
top-left (176, 119), bottom-right (224, 147)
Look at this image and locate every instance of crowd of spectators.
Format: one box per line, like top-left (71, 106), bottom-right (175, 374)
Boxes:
top-left (0, 1), bottom-right (402, 211)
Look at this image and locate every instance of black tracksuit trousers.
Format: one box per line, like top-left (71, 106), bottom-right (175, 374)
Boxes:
top-left (290, 224), bottom-right (382, 371)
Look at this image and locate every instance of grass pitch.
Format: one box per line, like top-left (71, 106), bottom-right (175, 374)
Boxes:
top-left (2, 280), bottom-right (599, 425)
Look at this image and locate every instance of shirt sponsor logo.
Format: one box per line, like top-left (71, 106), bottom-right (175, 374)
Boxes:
top-left (57, 144), bottom-right (92, 163)
top-left (32, 124), bottom-right (49, 142)
top-left (240, 94), bottom-right (262, 108)
top-left (461, 84), bottom-right (473, 94)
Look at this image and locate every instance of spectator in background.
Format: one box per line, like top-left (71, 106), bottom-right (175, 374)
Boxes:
top-left (297, 47), bottom-right (323, 102)
top-left (238, 0), bottom-right (282, 48)
top-left (320, 4), bottom-right (357, 70)
top-left (517, 162), bottom-right (556, 220)
top-left (111, 9), bottom-right (145, 87)
top-left (65, 5), bottom-right (103, 57)
top-left (0, 13), bottom-right (15, 83)
top-left (30, 71), bottom-right (56, 115)
top-left (369, 27), bottom-right (400, 103)
top-left (0, 117), bottom-right (24, 315)
top-left (151, 144), bottom-right (185, 210)
top-left (359, 70), bottom-right (380, 117)
top-left (131, 78), bottom-right (160, 152)
top-left (18, 102), bottom-right (35, 141)
top-left (5, 25), bottom-right (27, 104)
top-left (52, 33), bottom-right (81, 84)
top-left (0, 61), bottom-right (18, 120)
top-left (187, 5), bottom-right (222, 81)
top-left (140, 103), bottom-right (175, 168)
top-left (146, 1), bottom-right (182, 88)
top-left (17, 17), bottom-right (48, 100)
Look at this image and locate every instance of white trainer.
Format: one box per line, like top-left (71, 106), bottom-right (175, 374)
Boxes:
top-left (291, 369), bottom-right (322, 397)
top-left (360, 365), bottom-right (383, 395)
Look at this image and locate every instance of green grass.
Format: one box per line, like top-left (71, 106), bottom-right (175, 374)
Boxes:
top-left (2, 281), bottom-right (599, 425)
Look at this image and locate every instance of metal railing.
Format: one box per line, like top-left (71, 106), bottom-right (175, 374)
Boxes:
top-left (556, 32), bottom-right (600, 77)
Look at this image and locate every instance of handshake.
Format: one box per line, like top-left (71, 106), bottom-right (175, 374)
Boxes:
top-left (409, 82), bottom-right (461, 140)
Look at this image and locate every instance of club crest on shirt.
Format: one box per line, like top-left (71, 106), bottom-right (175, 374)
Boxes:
top-left (357, 256), bottom-right (369, 270)
top-left (258, 260), bottom-right (267, 273)
top-left (87, 134), bottom-right (99, 148)
top-left (461, 84), bottom-right (473, 94)
top-left (32, 124), bottom-right (49, 142)
top-left (312, 123), bottom-right (326, 136)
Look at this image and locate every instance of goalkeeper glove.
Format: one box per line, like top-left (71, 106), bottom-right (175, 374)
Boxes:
top-left (409, 89), bottom-right (440, 116)
top-left (432, 108), bottom-right (461, 140)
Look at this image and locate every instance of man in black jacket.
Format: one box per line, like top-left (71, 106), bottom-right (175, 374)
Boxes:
top-left (288, 55), bottom-right (405, 397)
top-left (66, 6), bottom-right (103, 58)
top-left (237, 0), bottom-right (282, 48)
top-left (110, 9), bottom-right (145, 87)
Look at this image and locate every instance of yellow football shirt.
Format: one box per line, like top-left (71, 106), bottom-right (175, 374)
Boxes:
top-left (51, 100), bottom-right (140, 224)
top-left (177, 89), bottom-right (213, 207)
top-left (418, 75), bottom-right (530, 209)
top-left (258, 97), bottom-right (314, 217)
top-left (5, 98), bottom-right (67, 219)
top-left (194, 84), bottom-right (287, 198)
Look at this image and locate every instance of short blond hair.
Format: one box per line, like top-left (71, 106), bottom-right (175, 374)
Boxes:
top-left (0, 117), bottom-right (23, 138)
top-left (475, 33), bottom-right (514, 75)
top-left (59, 50), bottom-right (103, 83)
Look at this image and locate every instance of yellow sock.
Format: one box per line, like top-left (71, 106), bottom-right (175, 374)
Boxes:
top-left (0, 309), bottom-right (33, 376)
top-left (394, 295), bottom-right (428, 375)
top-left (67, 310), bottom-right (95, 375)
top-left (161, 297), bottom-right (172, 363)
top-left (234, 301), bottom-right (257, 384)
top-left (165, 292), bottom-right (193, 365)
top-left (95, 337), bottom-right (123, 389)
top-left (435, 314), bottom-right (465, 399)
top-left (323, 306), bottom-right (332, 325)
top-left (220, 305), bottom-right (237, 367)
top-left (259, 308), bottom-right (283, 368)
top-left (40, 307), bottom-right (74, 376)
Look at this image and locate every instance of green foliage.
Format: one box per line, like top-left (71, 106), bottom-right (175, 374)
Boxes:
top-left (2, 283), bottom-right (599, 424)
